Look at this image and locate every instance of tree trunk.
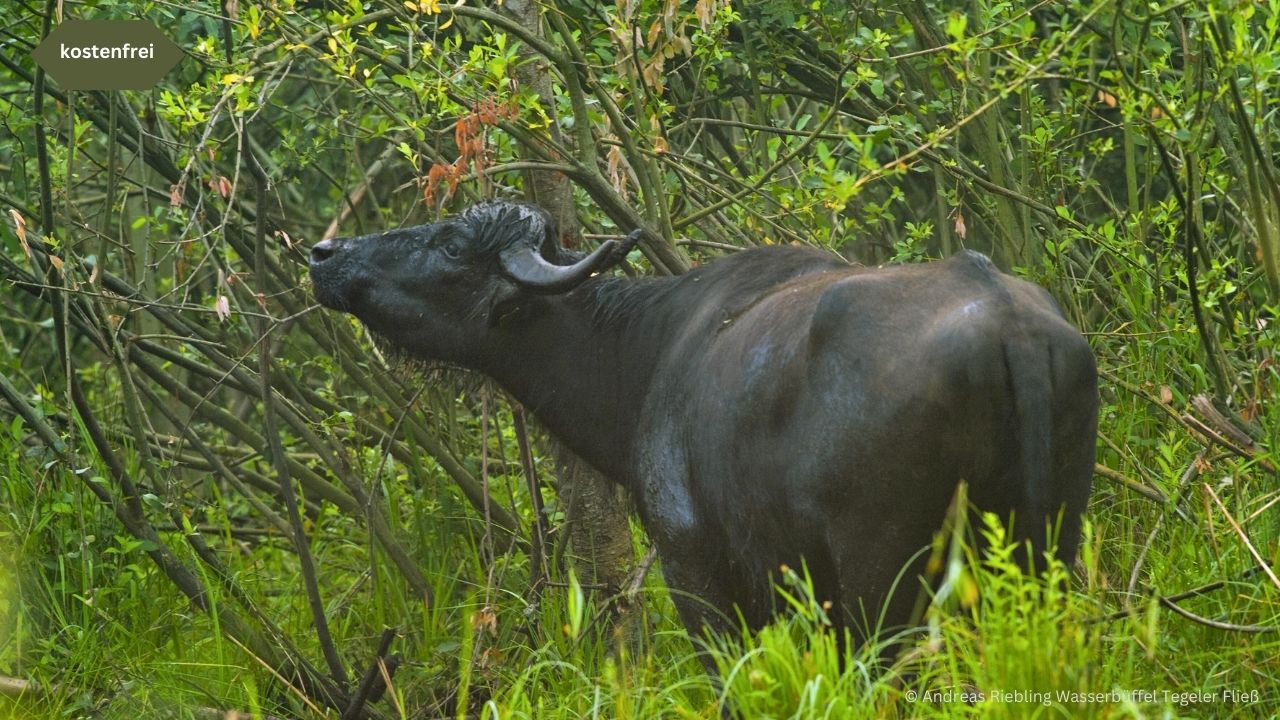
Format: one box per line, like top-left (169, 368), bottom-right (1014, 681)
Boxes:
top-left (501, 0), bottom-right (637, 597)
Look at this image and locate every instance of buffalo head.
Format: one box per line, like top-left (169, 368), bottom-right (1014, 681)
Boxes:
top-left (308, 201), bottom-right (637, 362)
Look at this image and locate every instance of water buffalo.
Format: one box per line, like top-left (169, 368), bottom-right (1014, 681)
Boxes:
top-left (308, 200), bottom-right (1097, 644)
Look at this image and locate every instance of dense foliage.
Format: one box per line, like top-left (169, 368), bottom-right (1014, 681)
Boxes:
top-left (1, 0), bottom-right (1277, 717)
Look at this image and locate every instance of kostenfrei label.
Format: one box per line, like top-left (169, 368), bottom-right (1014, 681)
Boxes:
top-left (32, 19), bottom-right (181, 90)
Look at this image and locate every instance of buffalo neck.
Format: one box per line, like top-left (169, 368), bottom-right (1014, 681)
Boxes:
top-left (477, 275), bottom-right (676, 485)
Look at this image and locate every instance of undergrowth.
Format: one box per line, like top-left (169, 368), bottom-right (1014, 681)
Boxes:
top-left (3, 428), bottom-right (1277, 719)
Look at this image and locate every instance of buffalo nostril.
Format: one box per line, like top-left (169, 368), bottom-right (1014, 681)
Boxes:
top-left (310, 239), bottom-right (337, 265)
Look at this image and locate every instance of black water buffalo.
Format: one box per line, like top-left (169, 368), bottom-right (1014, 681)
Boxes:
top-left (308, 200), bottom-right (1097, 643)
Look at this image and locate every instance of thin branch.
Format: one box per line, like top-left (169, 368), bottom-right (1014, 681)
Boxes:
top-left (1159, 596), bottom-right (1278, 634)
top-left (1203, 484), bottom-right (1280, 593)
top-left (1093, 462), bottom-right (1168, 505)
top-left (255, 169), bottom-right (352, 687)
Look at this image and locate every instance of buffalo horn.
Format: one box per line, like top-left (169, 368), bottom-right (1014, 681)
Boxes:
top-left (499, 240), bottom-right (619, 293)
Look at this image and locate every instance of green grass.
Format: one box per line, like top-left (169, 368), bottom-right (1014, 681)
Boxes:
top-left (3, 410), bottom-right (1278, 720)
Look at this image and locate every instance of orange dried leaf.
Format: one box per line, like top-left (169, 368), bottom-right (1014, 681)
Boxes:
top-left (478, 646), bottom-right (502, 669)
top-left (9, 209), bottom-right (30, 258)
top-left (1241, 401), bottom-right (1258, 423)
top-left (9, 208), bottom-right (25, 241)
top-left (646, 20), bottom-right (662, 46)
top-left (472, 605), bottom-right (498, 635)
top-left (695, 0), bottom-right (715, 28)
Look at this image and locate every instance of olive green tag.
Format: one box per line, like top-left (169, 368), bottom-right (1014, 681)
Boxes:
top-left (32, 20), bottom-right (182, 90)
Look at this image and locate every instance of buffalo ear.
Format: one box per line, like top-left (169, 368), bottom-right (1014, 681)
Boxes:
top-left (486, 281), bottom-right (527, 328)
top-left (537, 213), bottom-right (566, 261)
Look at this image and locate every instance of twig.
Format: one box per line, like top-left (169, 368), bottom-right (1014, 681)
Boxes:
top-left (1097, 368), bottom-right (1184, 424)
top-left (323, 141), bottom-right (403, 240)
top-left (1159, 596), bottom-right (1277, 634)
top-left (254, 171), bottom-right (351, 689)
top-left (677, 238), bottom-right (747, 252)
top-left (1181, 414), bottom-right (1262, 466)
top-left (1186, 394), bottom-right (1274, 472)
top-left (514, 405), bottom-right (548, 592)
top-left (1203, 484), bottom-right (1280, 593)
top-left (342, 628), bottom-right (399, 720)
top-left (1190, 394), bottom-right (1258, 448)
top-left (154, 523), bottom-right (280, 539)
top-left (1094, 462), bottom-right (1168, 505)
top-left (1090, 565), bottom-right (1267, 625)
top-left (0, 675), bottom-right (287, 719)
top-left (1127, 452), bottom-right (1203, 599)
top-left (375, 653), bottom-right (405, 718)
top-left (223, 634), bottom-right (334, 719)
top-left (626, 546), bottom-right (660, 598)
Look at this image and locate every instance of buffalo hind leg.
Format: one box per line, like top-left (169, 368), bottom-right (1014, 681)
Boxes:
top-left (658, 557), bottom-right (743, 715)
top-left (835, 528), bottom-right (935, 665)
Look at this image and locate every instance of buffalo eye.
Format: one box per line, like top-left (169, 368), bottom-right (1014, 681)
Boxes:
top-left (440, 241), bottom-right (463, 260)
